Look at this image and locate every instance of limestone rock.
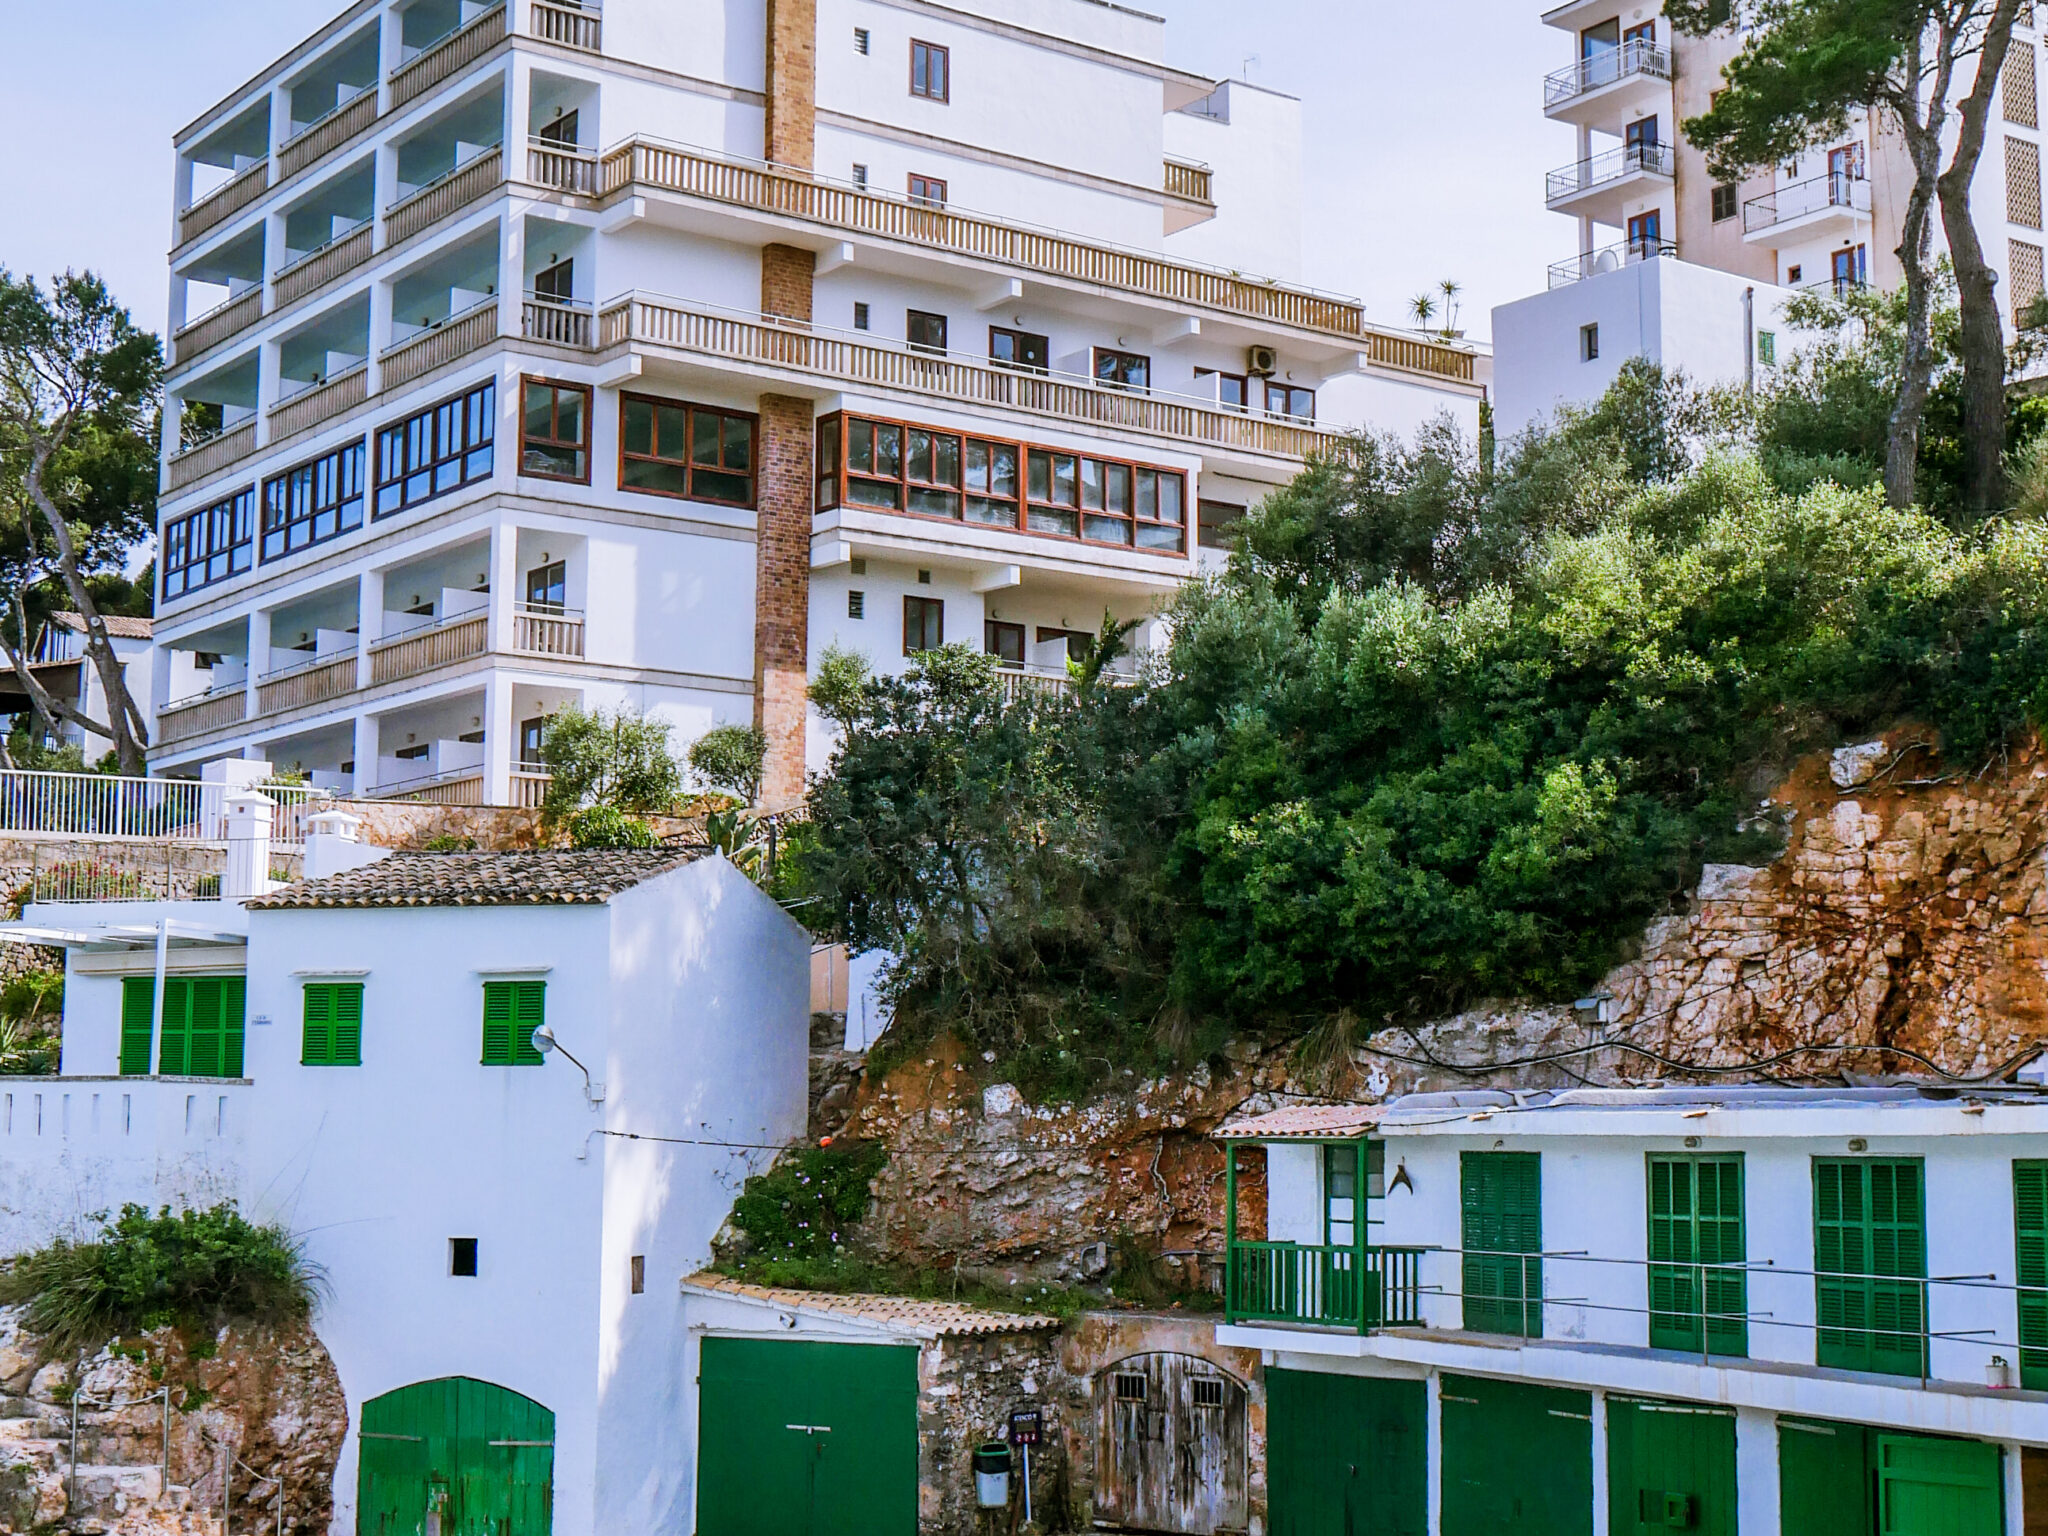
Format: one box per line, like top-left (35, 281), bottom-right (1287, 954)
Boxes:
top-left (1830, 740), bottom-right (1889, 788)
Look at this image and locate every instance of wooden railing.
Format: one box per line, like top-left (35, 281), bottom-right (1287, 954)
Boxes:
top-left (1226, 1242), bottom-right (1429, 1331)
top-left (388, 3), bottom-right (507, 110)
top-left (157, 690), bottom-right (248, 745)
top-left (179, 161), bottom-right (269, 244)
top-left (380, 302), bottom-right (499, 392)
top-left (522, 298), bottom-right (593, 348)
top-left (601, 296), bottom-right (1344, 461)
top-left (1164, 158), bottom-right (1213, 203)
top-left (172, 290), bottom-right (262, 365)
top-left (266, 363), bottom-right (368, 440)
top-left (527, 140), bottom-right (599, 194)
top-left (530, 0), bottom-right (601, 53)
top-left (512, 606), bottom-right (584, 656)
top-left (278, 88), bottom-right (378, 180)
top-left (274, 223), bottom-right (373, 308)
top-left (164, 422), bottom-right (257, 492)
top-left (383, 146), bottom-right (503, 245)
top-left (256, 654), bottom-right (358, 716)
top-left (369, 613), bottom-right (488, 686)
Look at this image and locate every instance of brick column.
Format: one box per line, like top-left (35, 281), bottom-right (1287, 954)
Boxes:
top-left (755, 394), bottom-right (814, 810)
top-left (764, 0), bottom-right (817, 169)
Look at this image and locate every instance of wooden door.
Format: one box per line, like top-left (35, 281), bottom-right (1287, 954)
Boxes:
top-left (1093, 1354), bottom-right (1249, 1533)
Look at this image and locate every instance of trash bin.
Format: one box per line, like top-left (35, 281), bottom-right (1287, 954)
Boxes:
top-left (974, 1441), bottom-right (1013, 1509)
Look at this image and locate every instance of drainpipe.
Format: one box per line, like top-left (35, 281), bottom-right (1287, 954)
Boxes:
top-left (1743, 286), bottom-right (1756, 398)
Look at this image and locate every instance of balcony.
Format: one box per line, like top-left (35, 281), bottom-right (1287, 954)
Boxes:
top-left (383, 146), bottom-right (504, 246)
top-left (257, 653), bottom-right (359, 716)
top-left (995, 667), bottom-right (1073, 705)
top-left (1544, 140), bottom-right (1674, 221)
top-left (388, 3), bottom-right (508, 112)
top-left (1227, 1242), bottom-right (1430, 1331)
top-left (369, 611), bottom-right (488, 688)
top-left (512, 604), bottom-right (584, 658)
top-left (273, 222), bottom-right (373, 309)
top-left (1547, 234), bottom-right (1677, 288)
top-left (379, 299), bottom-right (499, 392)
top-left (521, 296), bottom-right (594, 349)
top-left (164, 422), bottom-right (257, 494)
top-left (171, 291), bottom-right (264, 366)
top-left (278, 87), bottom-right (378, 181)
top-left (1164, 157), bottom-right (1213, 203)
top-left (528, 136), bottom-right (600, 195)
top-left (367, 765), bottom-right (486, 805)
top-left (1743, 172), bottom-right (1871, 244)
top-left (530, 0), bottom-right (601, 53)
top-left (1543, 38), bottom-right (1671, 124)
top-left (599, 293), bottom-right (1345, 466)
top-left (267, 362), bottom-right (368, 441)
top-left (157, 687), bottom-right (248, 745)
top-left (179, 162), bottom-right (269, 246)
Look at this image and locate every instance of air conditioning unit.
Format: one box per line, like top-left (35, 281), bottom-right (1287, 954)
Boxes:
top-left (1247, 345), bottom-right (1279, 377)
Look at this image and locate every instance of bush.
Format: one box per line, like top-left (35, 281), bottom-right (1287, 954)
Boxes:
top-left (421, 834), bottom-right (478, 853)
top-left (687, 724), bottom-right (767, 804)
top-left (729, 1142), bottom-right (887, 1262)
top-left (0, 1203), bottom-right (319, 1354)
top-left (538, 706), bottom-right (683, 825)
top-left (566, 805), bottom-right (658, 850)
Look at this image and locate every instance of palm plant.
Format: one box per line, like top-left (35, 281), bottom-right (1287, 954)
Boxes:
top-left (1409, 294), bottom-right (1436, 329)
top-left (1438, 279), bottom-right (1462, 337)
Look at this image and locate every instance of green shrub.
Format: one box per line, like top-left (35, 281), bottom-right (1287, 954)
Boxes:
top-left (539, 706), bottom-right (683, 825)
top-left (729, 1142), bottom-right (887, 1262)
top-left (421, 834), bottom-right (478, 853)
top-left (566, 805), bottom-right (659, 850)
top-left (0, 1203), bottom-right (319, 1354)
top-left (687, 724), bottom-right (767, 804)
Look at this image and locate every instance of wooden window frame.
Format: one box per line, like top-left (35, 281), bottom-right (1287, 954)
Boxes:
top-left (302, 980), bottom-right (365, 1066)
top-left (910, 39), bottom-right (950, 102)
top-left (907, 308), bottom-right (950, 354)
top-left (374, 378), bottom-right (496, 519)
top-left (1263, 382), bottom-right (1316, 421)
top-left (985, 618), bottom-right (1025, 664)
top-left (990, 326), bottom-right (1049, 373)
top-left (908, 173), bottom-right (948, 208)
top-left (481, 979), bottom-right (547, 1065)
top-left (903, 594), bottom-right (945, 655)
top-left (261, 440), bottom-right (366, 564)
top-left (813, 411), bottom-right (1189, 556)
top-left (1196, 367), bottom-right (1250, 410)
top-left (519, 376), bottom-right (593, 485)
top-left (1710, 182), bottom-right (1738, 222)
top-left (537, 110), bottom-right (579, 147)
top-left (163, 487), bottom-right (256, 601)
top-left (1091, 346), bottom-right (1152, 391)
top-left (617, 392), bottom-right (759, 508)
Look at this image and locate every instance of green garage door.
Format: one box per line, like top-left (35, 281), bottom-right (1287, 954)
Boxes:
top-left (1440, 1375), bottom-right (1592, 1536)
top-left (1606, 1397), bottom-right (1735, 1536)
top-left (357, 1377), bottom-right (554, 1536)
top-left (1266, 1369), bottom-right (1426, 1536)
top-left (1782, 1421), bottom-right (2002, 1536)
top-left (696, 1338), bottom-right (918, 1536)
top-left (1781, 1418), bottom-right (1875, 1536)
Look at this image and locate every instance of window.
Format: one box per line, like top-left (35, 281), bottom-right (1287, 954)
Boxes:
top-left (1625, 115), bottom-right (1660, 155)
top-left (1037, 626), bottom-right (1089, 660)
top-left (1190, 1378), bottom-right (1224, 1407)
top-left (911, 39), bottom-right (949, 101)
top-left (1113, 1374), bottom-right (1147, 1402)
top-left (1581, 322), bottom-right (1600, 362)
top-left (903, 426), bottom-right (961, 514)
top-left (1197, 500), bottom-right (1246, 551)
top-left (990, 326), bottom-right (1049, 372)
top-left (1264, 382), bottom-right (1315, 420)
top-left (532, 257), bottom-right (574, 301)
top-left (519, 716), bottom-right (547, 770)
top-left (481, 980), bottom-right (546, 1065)
top-left (1196, 368), bottom-right (1249, 409)
top-left (908, 173), bottom-right (948, 208)
top-left (907, 309), bottom-right (949, 354)
top-left (374, 379), bottom-right (496, 518)
top-left (450, 1237), bottom-right (479, 1277)
top-left (851, 164), bottom-right (869, 189)
top-left (537, 110), bottom-right (579, 147)
top-left (1711, 182), bottom-right (1738, 222)
top-left (985, 619), bottom-right (1024, 664)
top-left (1646, 1154), bottom-right (1745, 1355)
top-left (520, 379), bottom-right (590, 482)
top-left (162, 487), bottom-right (255, 600)
top-left (1092, 347), bottom-right (1151, 390)
top-left (619, 394), bottom-right (756, 506)
top-left (1787, 264), bottom-right (1803, 285)
top-left (120, 976), bottom-right (246, 1079)
top-left (302, 981), bottom-right (365, 1066)
top-left (1626, 209), bottom-right (1662, 259)
top-left (853, 26), bottom-right (870, 53)
top-left (1461, 1150), bottom-right (1541, 1337)
top-left (1757, 329), bottom-right (1777, 366)
top-left (848, 590), bottom-right (865, 619)
top-left (1827, 142), bottom-right (1866, 183)
top-left (1813, 1158), bottom-right (1926, 1376)
top-left (903, 595), bottom-right (944, 654)
top-left (261, 442), bottom-right (365, 563)
top-left (1324, 1143), bottom-right (1358, 1247)
top-left (1622, 19), bottom-right (1654, 44)
top-left (853, 301), bottom-right (871, 330)
top-left (526, 560), bottom-right (566, 611)
top-left (631, 1254), bottom-right (647, 1294)
top-left (2016, 1162), bottom-right (2048, 1387)
top-left (1832, 245), bottom-right (1868, 296)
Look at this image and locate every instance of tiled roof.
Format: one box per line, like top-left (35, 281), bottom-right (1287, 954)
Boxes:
top-left (52, 611), bottom-right (153, 640)
top-left (683, 1274), bottom-right (1062, 1337)
top-left (245, 848), bottom-right (706, 909)
top-left (1215, 1103), bottom-right (1386, 1140)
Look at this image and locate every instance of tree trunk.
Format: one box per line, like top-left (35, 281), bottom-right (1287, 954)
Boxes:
top-left (1885, 146), bottom-right (1942, 507)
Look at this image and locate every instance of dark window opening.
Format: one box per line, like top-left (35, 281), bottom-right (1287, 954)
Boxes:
top-left (526, 560), bottom-right (566, 611)
top-left (1191, 1378), bottom-right (1225, 1407)
top-left (848, 590), bottom-right (865, 619)
top-left (1093, 347), bottom-right (1150, 390)
top-left (990, 326), bottom-right (1048, 372)
top-left (450, 1237), bottom-right (479, 1277)
top-left (520, 378), bottom-right (591, 482)
top-left (907, 309), bottom-right (949, 354)
top-left (908, 173), bottom-right (948, 208)
top-left (631, 1254), bottom-right (646, 1294)
top-left (532, 258), bottom-right (574, 300)
top-left (853, 300), bottom-right (871, 329)
top-left (1264, 382), bottom-right (1315, 420)
top-left (903, 594), bottom-right (944, 654)
top-left (1197, 368), bottom-right (1249, 409)
top-left (1581, 322), bottom-right (1600, 362)
top-left (853, 27), bottom-right (870, 54)
top-left (985, 619), bottom-right (1025, 665)
top-left (1114, 1374), bottom-right (1147, 1402)
top-left (1711, 183), bottom-right (1738, 222)
top-left (519, 716), bottom-right (547, 771)
top-left (537, 110), bottom-right (579, 146)
top-left (1037, 626), bottom-right (1091, 661)
top-left (1198, 500), bottom-right (1246, 551)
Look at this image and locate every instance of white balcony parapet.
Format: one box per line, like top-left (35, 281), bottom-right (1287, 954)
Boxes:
top-left (1546, 141), bottom-right (1675, 203)
top-left (1543, 39), bottom-right (1672, 108)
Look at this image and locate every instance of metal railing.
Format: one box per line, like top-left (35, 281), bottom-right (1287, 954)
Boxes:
top-left (0, 772), bottom-right (329, 847)
top-left (1545, 140), bottom-right (1675, 203)
top-left (1743, 172), bottom-right (1870, 234)
top-left (1547, 236), bottom-right (1678, 288)
top-left (1228, 1241), bottom-right (1428, 1330)
top-left (388, 3), bottom-right (507, 110)
top-left (1543, 38), bottom-right (1672, 107)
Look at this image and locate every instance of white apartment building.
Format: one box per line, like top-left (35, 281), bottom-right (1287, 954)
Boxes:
top-left (1219, 1089), bottom-right (2048, 1536)
top-left (1493, 0), bottom-right (2048, 435)
top-left (152, 0), bottom-right (1486, 811)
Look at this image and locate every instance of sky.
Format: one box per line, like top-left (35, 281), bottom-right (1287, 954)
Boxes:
top-left (0, 0), bottom-right (1568, 344)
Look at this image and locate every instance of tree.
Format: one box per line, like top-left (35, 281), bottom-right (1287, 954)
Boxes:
top-left (538, 705), bottom-right (683, 825)
top-left (1672, 0), bottom-right (2025, 512)
top-left (687, 723), bottom-right (767, 803)
top-left (0, 272), bottom-right (161, 773)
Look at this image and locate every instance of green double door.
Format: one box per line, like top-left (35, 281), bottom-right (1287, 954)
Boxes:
top-left (696, 1338), bottom-right (918, 1536)
top-left (1782, 1419), bottom-right (2002, 1536)
top-left (1266, 1369), bottom-right (1426, 1536)
top-left (357, 1377), bottom-right (554, 1536)
top-left (1441, 1375), bottom-right (1592, 1536)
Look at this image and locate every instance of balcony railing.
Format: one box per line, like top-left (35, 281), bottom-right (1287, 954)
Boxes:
top-left (273, 222), bottom-right (373, 309)
top-left (510, 769), bottom-right (551, 809)
top-left (512, 604), bottom-right (585, 657)
top-left (171, 290), bottom-right (263, 366)
top-left (1545, 140), bottom-right (1675, 203)
top-left (164, 422), bottom-right (257, 493)
top-left (1543, 38), bottom-right (1672, 107)
top-left (1743, 172), bottom-right (1870, 234)
top-left (278, 86), bottom-right (379, 181)
top-left (383, 145), bottom-right (504, 245)
top-left (0, 771), bottom-right (327, 846)
top-left (1164, 157), bottom-right (1213, 203)
top-left (530, 0), bottom-right (601, 52)
top-left (256, 653), bottom-right (359, 716)
top-left (528, 137), bottom-right (600, 194)
top-left (1226, 1242), bottom-right (1429, 1331)
top-left (522, 296), bottom-right (594, 349)
top-left (995, 667), bottom-right (1073, 704)
top-left (388, 2), bottom-right (508, 110)
top-left (367, 767), bottom-right (486, 805)
top-left (1547, 235), bottom-right (1678, 288)
top-left (379, 299), bottom-right (499, 391)
top-left (267, 362), bottom-right (368, 440)
top-left (600, 294), bottom-right (1346, 463)
top-left (156, 688), bottom-right (250, 744)
top-left (179, 161), bottom-right (269, 245)
top-left (369, 611), bottom-right (488, 686)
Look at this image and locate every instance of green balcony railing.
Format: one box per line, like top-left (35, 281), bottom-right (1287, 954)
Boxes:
top-left (1226, 1241), bottom-right (1429, 1330)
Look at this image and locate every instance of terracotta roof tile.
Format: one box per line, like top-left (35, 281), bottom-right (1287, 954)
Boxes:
top-left (246, 848), bottom-right (707, 910)
top-left (52, 612), bottom-right (153, 640)
top-left (1216, 1103), bottom-right (1386, 1140)
top-left (683, 1274), bottom-right (1061, 1336)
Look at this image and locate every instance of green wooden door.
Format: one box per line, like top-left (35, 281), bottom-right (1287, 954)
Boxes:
top-left (1646, 1154), bottom-right (1746, 1356)
top-left (1878, 1436), bottom-right (2002, 1536)
top-left (2014, 1162), bottom-right (2048, 1388)
top-left (1461, 1153), bottom-right (1542, 1336)
top-left (1266, 1369), bottom-right (1426, 1536)
top-left (1605, 1398), bottom-right (1735, 1536)
top-left (1780, 1418), bottom-right (1875, 1536)
top-left (696, 1338), bottom-right (918, 1536)
top-left (357, 1377), bottom-right (554, 1536)
top-left (1814, 1158), bottom-right (1927, 1376)
top-left (1440, 1374), bottom-right (1591, 1536)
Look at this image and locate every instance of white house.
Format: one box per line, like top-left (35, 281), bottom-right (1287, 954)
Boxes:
top-left (0, 612), bottom-right (158, 763)
top-left (1216, 1089), bottom-right (2048, 1536)
top-left (0, 802), bottom-right (811, 1536)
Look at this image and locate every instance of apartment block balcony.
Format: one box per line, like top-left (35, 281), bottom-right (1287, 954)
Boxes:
top-left (1743, 172), bottom-right (1871, 244)
top-left (180, 162), bottom-right (269, 246)
top-left (368, 610), bottom-right (488, 688)
top-left (1547, 234), bottom-right (1677, 288)
top-left (267, 362), bottom-right (369, 441)
top-left (511, 603), bottom-right (585, 658)
top-left (380, 298), bottom-right (500, 392)
top-left (1227, 1241), bottom-right (1430, 1332)
top-left (528, 136), bottom-right (600, 195)
top-left (278, 86), bottom-right (378, 181)
top-left (1544, 140), bottom-right (1675, 222)
top-left (257, 652), bottom-right (359, 715)
top-left (165, 422), bottom-right (257, 495)
top-left (383, 146), bottom-right (504, 246)
top-left (273, 222), bottom-right (373, 309)
top-left (171, 291), bottom-right (264, 366)
top-left (522, 295), bottom-right (594, 349)
top-left (388, 3), bottom-right (508, 112)
top-left (1163, 157), bottom-right (1213, 203)
top-left (1543, 39), bottom-right (1672, 127)
top-left (156, 684), bottom-right (251, 746)
top-left (529, 0), bottom-right (601, 53)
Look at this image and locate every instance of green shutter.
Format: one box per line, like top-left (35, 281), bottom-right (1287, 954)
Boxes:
top-left (120, 977), bottom-right (154, 1076)
top-left (303, 982), bottom-right (364, 1066)
top-left (303, 984), bottom-right (333, 1064)
top-left (482, 981), bottom-right (546, 1066)
top-left (1814, 1158), bottom-right (1926, 1376)
top-left (333, 982), bottom-right (363, 1066)
top-left (1462, 1151), bottom-right (1542, 1337)
top-left (157, 977), bottom-right (191, 1076)
top-left (2018, 1162), bottom-right (2048, 1389)
top-left (1647, 1154), bottom-right (1746, 1356)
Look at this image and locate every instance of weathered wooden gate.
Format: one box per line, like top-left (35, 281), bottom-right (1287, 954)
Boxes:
top-left (1093, 1353), bottom-right (1250, 1534)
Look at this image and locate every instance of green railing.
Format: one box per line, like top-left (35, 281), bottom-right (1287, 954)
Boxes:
top-left (1226, 1242), bottom-right (1429, 1330)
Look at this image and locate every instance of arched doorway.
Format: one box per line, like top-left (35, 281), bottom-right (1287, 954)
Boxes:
top-left (1093, 1353), bottom-right (1250, 1534)
top-left (357, 1377), bottom-right (555, 1536)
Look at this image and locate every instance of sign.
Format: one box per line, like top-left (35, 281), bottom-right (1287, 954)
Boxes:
top-left (1008, 1409), bottom-right (1042, 1447)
